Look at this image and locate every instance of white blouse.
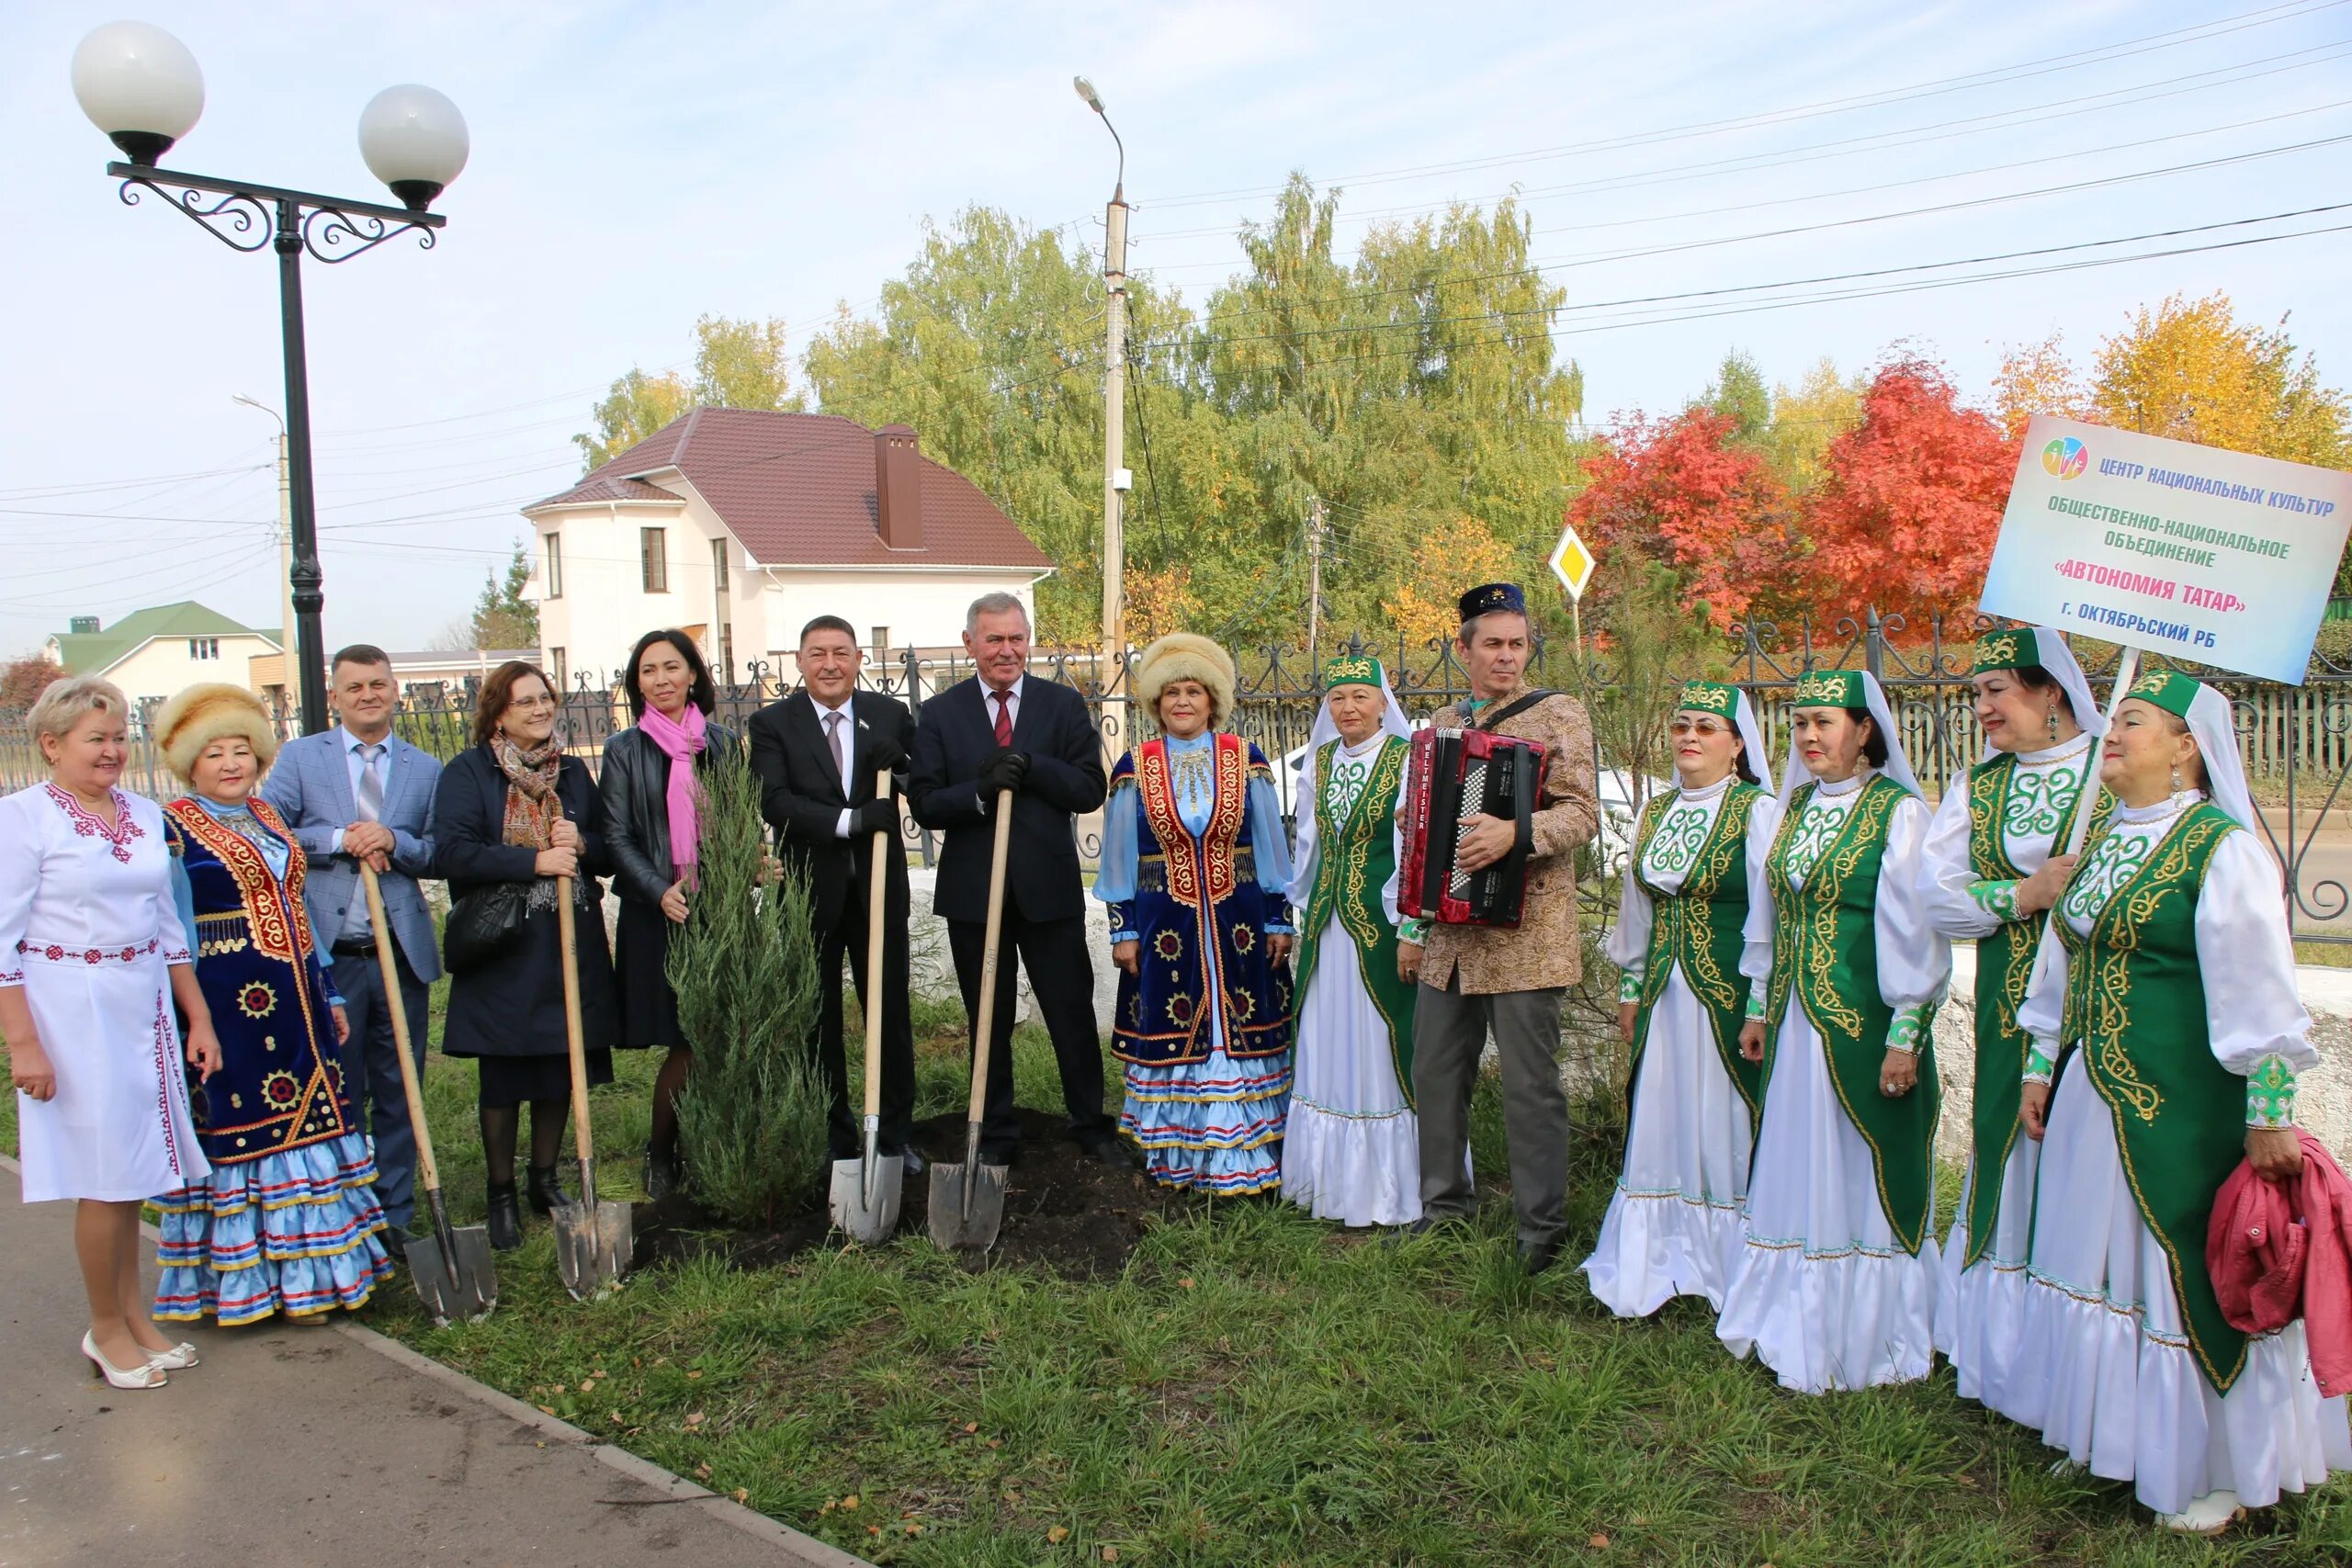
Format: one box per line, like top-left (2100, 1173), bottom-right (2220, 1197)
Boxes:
top-left (2018, 791), bottom-right (2314, 1086)
top-left (0, 784), bottom-right (191, 986)
top-left (1919, 732), bottom-right (2097, 939)
top-left (1607, 775), bottom-right (1780, 998)
top-left (1740, 771), bottom-right (1951, 1033)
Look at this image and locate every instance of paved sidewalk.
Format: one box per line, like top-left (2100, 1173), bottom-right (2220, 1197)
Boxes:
top-left (0, 1161), bottom-right (864, 1568)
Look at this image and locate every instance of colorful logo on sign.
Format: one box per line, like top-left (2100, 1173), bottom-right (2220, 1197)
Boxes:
top-left (2041, 436), bottom-right (2089, 480)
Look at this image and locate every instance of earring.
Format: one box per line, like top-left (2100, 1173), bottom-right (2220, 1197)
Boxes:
top-left (2047, 705), bottom-right (2060, 741)
top-left (2170, 764), bottom-right (2184, 795)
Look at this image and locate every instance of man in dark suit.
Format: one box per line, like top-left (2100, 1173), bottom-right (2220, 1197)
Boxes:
top-left (747, 615), bottom-right (920, 1173)
top-left (910, 592), bottom-right (1126, 1168)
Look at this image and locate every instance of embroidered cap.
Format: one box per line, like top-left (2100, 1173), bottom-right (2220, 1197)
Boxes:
top-left (1971, 627), bottom-right (2043, 675)
top-left (2124, 669), bottom-right (2204, 718)
top-left (1457, 581), bottom-right (1527, 624)
top-left (1791, 669), bottom-right (1866, 709)
top-left (1676, 680), bottom-right (1739, 716)
top-left (1323, 653), bottom-right (1385, 690)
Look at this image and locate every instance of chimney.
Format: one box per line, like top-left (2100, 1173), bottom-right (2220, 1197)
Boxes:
top-left (70, 615), bottom-right (101, 635)
top-left (875, 423), bottom-right (923, 550)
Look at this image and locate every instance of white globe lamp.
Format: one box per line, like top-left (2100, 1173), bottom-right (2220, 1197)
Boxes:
top-left (71, 20), bottom-right (204, 165)
top-left (357, 85), bottom-right (469, 210)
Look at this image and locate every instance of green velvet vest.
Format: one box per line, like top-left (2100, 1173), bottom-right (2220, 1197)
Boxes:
top-left (1626, 782), bottom-right (1766, 1143)
top-left (1960, 750), bottom-right (2102, 1267)
top-left (1762, 774), bottom-right (1939, 1255)
top-left (2054, 802), bottom-right (2248, 1393)
top-left (1293, 735), bottom-right (1418, 1100)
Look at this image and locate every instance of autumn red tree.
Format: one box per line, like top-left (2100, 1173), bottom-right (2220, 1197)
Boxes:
top-left (1, 654), bottom-right (58, 715)
top-left (1804, 357), bottom-right (2013, 628)
top-left (1566, 408), bottom-right (1804, 631)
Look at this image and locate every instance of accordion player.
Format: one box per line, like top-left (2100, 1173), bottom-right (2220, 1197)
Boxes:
top-left (1400, 725), bottom-right (1549, 928)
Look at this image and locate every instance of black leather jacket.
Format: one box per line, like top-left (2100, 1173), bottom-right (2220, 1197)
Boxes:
top-left (598, 722), bottom-right (736, 907)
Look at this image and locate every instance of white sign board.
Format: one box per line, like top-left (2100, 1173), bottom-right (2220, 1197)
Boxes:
top-left (1549, 523), bottom-right (1596, 603)
top-left (1979, 415), bottom-right (2352, 685)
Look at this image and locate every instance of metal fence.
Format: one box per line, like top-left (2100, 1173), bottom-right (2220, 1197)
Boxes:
top-left (6, 610), bottom-right (2347, 942)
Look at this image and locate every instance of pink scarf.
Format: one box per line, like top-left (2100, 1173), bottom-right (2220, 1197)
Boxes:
top-left (638, 703), bottom-right (708, 876)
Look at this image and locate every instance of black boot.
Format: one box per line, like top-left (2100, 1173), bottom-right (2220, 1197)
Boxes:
top-left (486, 1182), bottom-right (522, 1252)
top-left (526, 1165), bottom-right (571, 1215)
top-left (642, 1148), bottom-right (679, 1201)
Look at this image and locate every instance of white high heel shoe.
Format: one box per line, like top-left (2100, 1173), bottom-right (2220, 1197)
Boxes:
top-left (82, 1331), bottom-right (168, 1390)
top-left (144, 1341), bottom-right (200, 1371)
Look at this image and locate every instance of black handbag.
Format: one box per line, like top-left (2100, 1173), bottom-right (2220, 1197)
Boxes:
top-left (443, 881), bottom-right (528, 975)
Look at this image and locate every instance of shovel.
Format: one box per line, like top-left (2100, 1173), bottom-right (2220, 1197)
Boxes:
top-left (360, 863), bottom-right (495, 1325)
top-left (930, 789), bottom-right (1013, 1252)
top-left (553, 873), bottom-right (631, 1298)
top-left (831, 769), bottom-right (904, 1243)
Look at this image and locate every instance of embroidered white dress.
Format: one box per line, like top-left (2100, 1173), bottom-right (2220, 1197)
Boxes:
top-left (1581, 775), bottom-right (1780, 1315)
top-left (1918, 731), bottom-right (2095, 1416)
top-left (1715, 771), bottom-right (1950, 1392)
top-left (2010, 792), bottom-right (2351, 1516)
top-left (1280, 734), bottom-right (1421, 1226)
top-left (0, 784), bottom-right (208, 1203)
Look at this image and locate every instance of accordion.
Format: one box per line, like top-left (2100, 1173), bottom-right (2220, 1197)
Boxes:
top-left (1399, 726), bottom-right (1548, 929)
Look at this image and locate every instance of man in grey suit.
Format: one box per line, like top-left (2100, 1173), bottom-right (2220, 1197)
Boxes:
top-left (261, 644), bottom-right (442, 1248)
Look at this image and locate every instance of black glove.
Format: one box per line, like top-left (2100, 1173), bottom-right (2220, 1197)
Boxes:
top-left (862, 734), bottom-right (909, 775)
top-left (980, 748), bottom-right (1030, 795)
top-left (854, 799), bottom-right (900, 837)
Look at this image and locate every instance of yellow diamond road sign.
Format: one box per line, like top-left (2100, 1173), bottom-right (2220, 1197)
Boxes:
top-left (1549, 525), bottom-right (1595, 603)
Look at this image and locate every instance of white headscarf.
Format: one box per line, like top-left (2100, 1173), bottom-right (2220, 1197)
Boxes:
top-left (1779, 669), bottom-right (1923, 799)
top-left (1972, 625), bottom-right (2107, 763)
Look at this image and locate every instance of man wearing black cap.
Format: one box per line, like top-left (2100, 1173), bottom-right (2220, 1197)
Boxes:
top-left (1398, 582), bottom-right (1600, 1274)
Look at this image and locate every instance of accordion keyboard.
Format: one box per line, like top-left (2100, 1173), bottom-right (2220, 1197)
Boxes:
top-left (1448, 759), bottom-right (1489, 897)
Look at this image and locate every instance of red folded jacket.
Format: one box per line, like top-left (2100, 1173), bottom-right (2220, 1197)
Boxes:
top-left (2207, 1130), bottom-right (2352, 1400)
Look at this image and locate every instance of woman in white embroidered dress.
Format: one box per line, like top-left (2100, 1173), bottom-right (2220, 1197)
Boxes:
top-left (1917, 626), bottom-right (2101, 1416)
top-left (1582, 681), bottom-right (1778, 1315)
top-left (1715, 669), bottom-right (1951, 1392)
top-left (0, 675), bottom-right (220, 1389)
top-left (2010, 671), bottom-right (2350, 1532)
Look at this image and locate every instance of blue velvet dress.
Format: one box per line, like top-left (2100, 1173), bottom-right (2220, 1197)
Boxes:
top-left (154, 795), bottom-right (392, 1324)
top-left (1093, 731), bottom-right (1295, 1192)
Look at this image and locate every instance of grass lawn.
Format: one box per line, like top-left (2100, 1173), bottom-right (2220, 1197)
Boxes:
top-left (8, 993), bottom-right (2352, 1565)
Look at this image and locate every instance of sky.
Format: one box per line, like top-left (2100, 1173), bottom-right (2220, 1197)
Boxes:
top-left (4, 0), bottom-right (2347, 665)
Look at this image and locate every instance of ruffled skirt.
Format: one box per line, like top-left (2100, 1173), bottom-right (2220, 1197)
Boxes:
top-left (2007, 1055), bottom-right (2352, 1516)
top-left (1122, 1042), bottom-right (1293, 1195)
top-left (153, 1132), bottom-right (393, 1325)
top-left (1581, 964), bottom-right (1753, 1316)
top-left (1281, 929), bottom-right (1419, 1226)
top-left (1935, 1135), bottom-right (2039, 1416)
top-left (1716, 1010), bottom-right (1940, 1393)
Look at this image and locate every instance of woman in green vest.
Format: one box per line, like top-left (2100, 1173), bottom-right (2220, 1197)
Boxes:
top-left (1580, 681), bottom-right (1778, 1316)
top-left (2012, 671), bottom-right (2346, 1533)
top-left (1716, 669), bottom-right (1951, 1393)
top-left (1280, 654), bottom-right (1421, 1226)
top-left (1918, 626), bottom-right (2101, 1416)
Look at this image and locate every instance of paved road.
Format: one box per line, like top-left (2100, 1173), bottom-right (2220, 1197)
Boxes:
top-left (0, 1161), bottom-right (862, 1568)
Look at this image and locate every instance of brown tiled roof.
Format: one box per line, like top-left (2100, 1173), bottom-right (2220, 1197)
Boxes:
top-left (526, 408), bottom-right (1051, 571)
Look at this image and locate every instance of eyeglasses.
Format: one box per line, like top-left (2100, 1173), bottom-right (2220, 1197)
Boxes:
top-left (508, 694), bottom-right (559, 711)
top-left (1668, 716), bottom-right (1730, 737)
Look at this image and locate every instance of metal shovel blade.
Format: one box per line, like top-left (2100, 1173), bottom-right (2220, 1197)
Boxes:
top-left (927, 1124), bottom-right (1008, 1252)
top-left (553, 1194), bottom-right (632, 1302)
top-left (405, 1224), bottom-right (498, 1325)
top-left (829, 1132), bottom-right (903, 1244)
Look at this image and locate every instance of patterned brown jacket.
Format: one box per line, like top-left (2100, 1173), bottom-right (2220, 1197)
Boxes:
top-left (1413, 682), bottom-right (1600, 995)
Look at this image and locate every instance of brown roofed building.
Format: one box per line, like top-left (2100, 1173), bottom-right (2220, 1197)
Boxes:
top-left (524, 408), bottom-right (1054, 687)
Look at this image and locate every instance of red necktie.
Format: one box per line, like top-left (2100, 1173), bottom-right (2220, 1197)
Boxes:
top-left (992, 690), bottom-right (1012, 747)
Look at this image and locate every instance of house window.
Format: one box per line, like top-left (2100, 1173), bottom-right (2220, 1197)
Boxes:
top-left (641, 527), bottom-right (668, 593)
top-left (710, 536), bottom-right (729, 592)
top-left (718, 626), bottom-right (736, 683)
top-left (549, 647), bottom-right (569, 695)
top-left (187, 637), bottom-right (220, 660)
top-left (871, 626), bottom-right (891, 654)
top-left (543, 533), bottom-right (562, 599)
top-left (710, 538), bottom-right (732, 681)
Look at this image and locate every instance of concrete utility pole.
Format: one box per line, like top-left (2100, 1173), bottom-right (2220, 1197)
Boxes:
top-left (235, 395), bottom-right (296, 719)
top-left (1077, 75), bottom-right (1131, 755)
top-left (1306, 495), bottom-right (1328, 656)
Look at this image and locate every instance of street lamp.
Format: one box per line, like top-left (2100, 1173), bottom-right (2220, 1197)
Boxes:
top-left (71, 20), bottom-right (468, 734)
top-left (1073, 75), bottom-right (1130, 755)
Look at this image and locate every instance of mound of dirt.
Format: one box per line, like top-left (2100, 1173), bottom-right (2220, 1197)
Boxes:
top-left (631, 1108), bottom-right (1191, 1278)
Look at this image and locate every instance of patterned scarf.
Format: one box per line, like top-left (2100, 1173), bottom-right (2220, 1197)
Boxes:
top-left (493, 738), bottom-right (567, 913)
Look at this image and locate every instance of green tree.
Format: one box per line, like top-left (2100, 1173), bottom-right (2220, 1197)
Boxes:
top-left (471, 543), bottom-right (540, 651)
top-left (574, 367), bottom-right (692, 471)
top-left (1703, 350), bottom-right (1770, 444)
top-left (574, 315), bottom-right (804, 472)
top-left (1759, 356), bottom-right (1863, 494)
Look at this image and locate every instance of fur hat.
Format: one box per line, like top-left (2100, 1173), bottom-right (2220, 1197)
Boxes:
top-left (156, 682), bottom-right (279, 784)
top-left (1136, 632), bottom-right (1237, 731)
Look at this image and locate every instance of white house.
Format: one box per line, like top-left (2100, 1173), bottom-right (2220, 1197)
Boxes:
top-left (524, 409), bottom-right (1055, 689)
top-left (46, 602), bottom-right (282, 719)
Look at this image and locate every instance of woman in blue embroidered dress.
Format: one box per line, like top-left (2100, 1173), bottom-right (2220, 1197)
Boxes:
top-left (1092, 634), bottom-right (1296, 1192)
top-left (151, 684), bottom-right (393, 1325)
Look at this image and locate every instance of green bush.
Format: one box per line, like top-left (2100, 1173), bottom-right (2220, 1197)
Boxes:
top-left (668, 742), bottom-right (829, 1227)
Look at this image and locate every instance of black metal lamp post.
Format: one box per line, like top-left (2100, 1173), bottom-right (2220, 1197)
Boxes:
top-left (71, 20), bottom-right (469, 734)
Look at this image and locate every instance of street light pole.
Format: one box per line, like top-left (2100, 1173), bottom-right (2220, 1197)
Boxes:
top-left (1075, 76), bottom-right (1130, 752)
top-left (72, 21), bottom-right (468, 734)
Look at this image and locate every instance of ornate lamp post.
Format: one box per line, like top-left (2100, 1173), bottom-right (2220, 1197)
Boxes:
top-left (71, 21), bottom-right (469, 733)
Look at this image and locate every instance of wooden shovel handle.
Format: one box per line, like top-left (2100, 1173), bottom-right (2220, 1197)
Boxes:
top-left (863, 769), bottom-right (893, 1120)
top-left (556, 874), bottom-right (594, 1171)
top-left (967, 791), bottom-right (1017, 1122)
top-left (359, 862), bottom-right (438, 1193)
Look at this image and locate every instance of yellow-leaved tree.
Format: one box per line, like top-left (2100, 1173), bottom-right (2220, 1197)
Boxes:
top-left (2090, 292), bottom-right (2347, 467)
top-left (1989, 330), bottom-right (2090, 439)
top-left (1382, 513), bottom-right (1518, 650)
